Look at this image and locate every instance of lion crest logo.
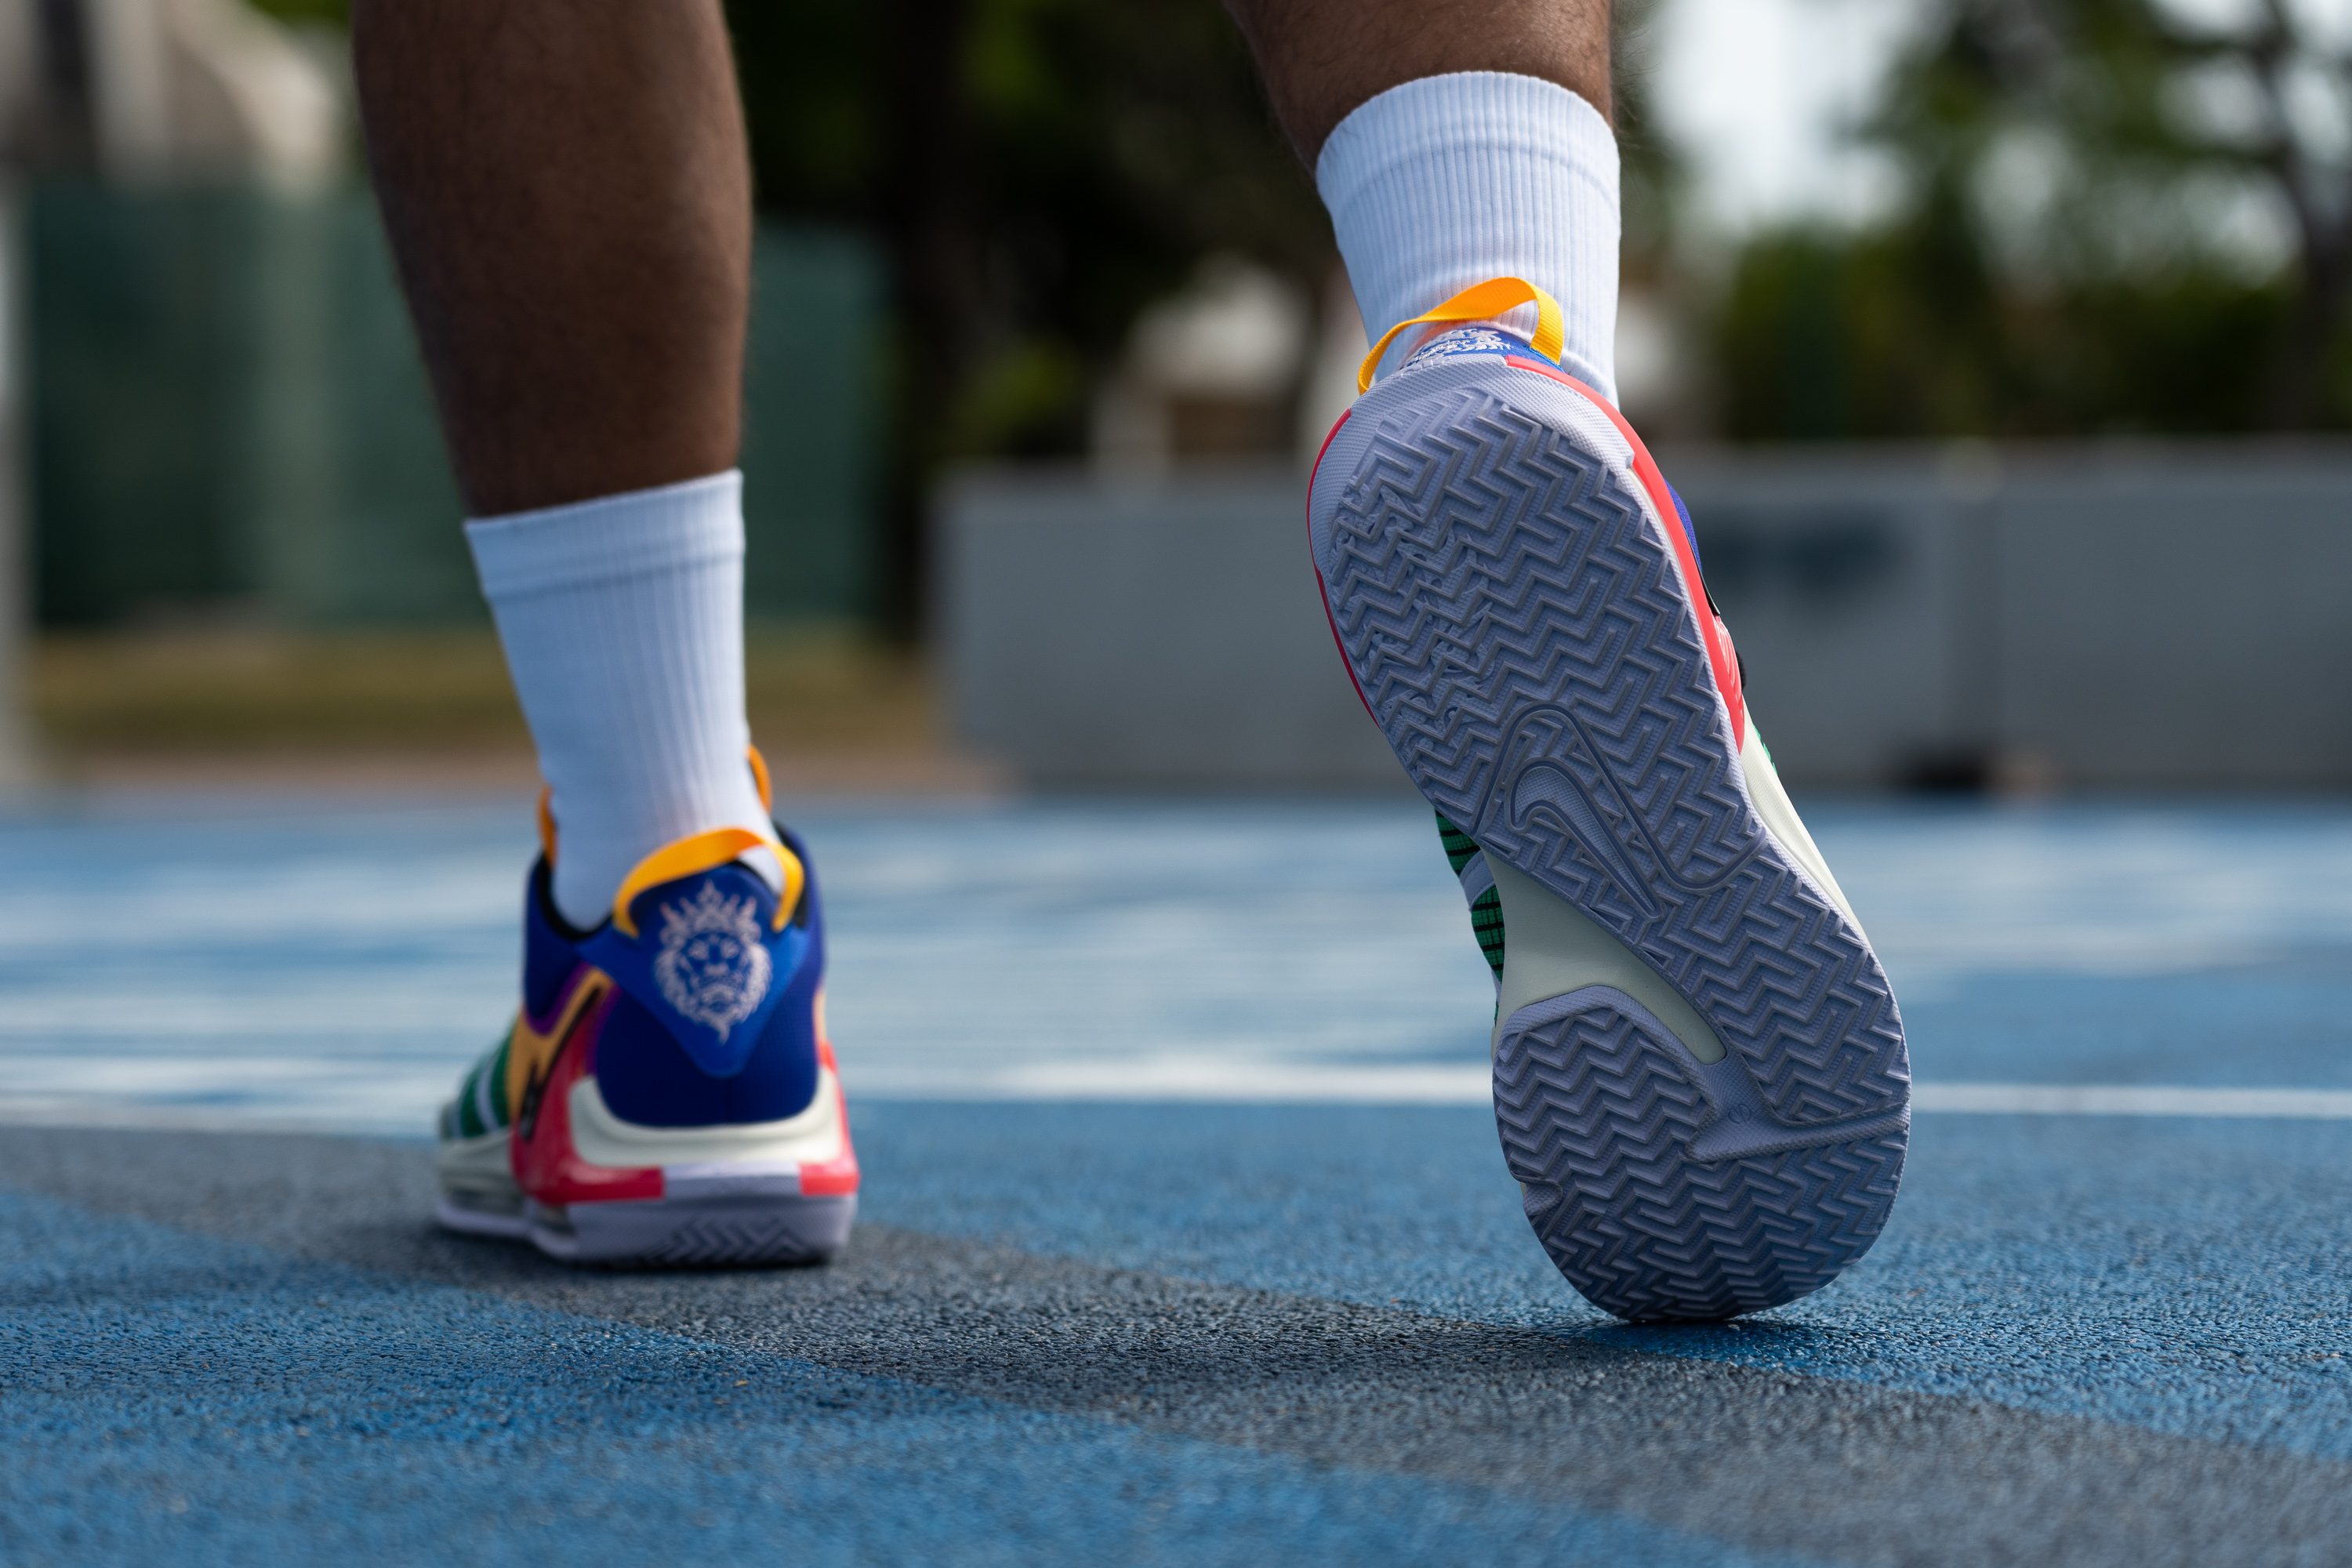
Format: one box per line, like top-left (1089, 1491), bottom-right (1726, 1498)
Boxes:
top-left (652, 882), bottom-right (773, 1034)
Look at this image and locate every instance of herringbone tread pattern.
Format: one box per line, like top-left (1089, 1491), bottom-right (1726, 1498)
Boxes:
top-left (563, 1197), bottom-right (855, 1269)
top-left (1320, 380), bottom-right (1907, 1126)
top-left (622, 1216), bottom-right (839, 1268)
top-left (1494, 998), bottom-right (1904, 1320)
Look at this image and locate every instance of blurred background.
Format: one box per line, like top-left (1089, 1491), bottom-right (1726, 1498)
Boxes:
top-left (2, 0), bottom-right (2351, 797)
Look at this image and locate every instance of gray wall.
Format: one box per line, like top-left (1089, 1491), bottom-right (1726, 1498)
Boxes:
top-left (939, 445), bottom-right (2352, 791)
top-left (939, 466), bottom-right (1399, 789)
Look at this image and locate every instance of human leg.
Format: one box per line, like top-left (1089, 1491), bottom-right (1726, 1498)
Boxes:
top-left (1235, 2), bottom-right (1911, 1320)
top-left (1226, 0), bottom-right (1610, 161)
top-left (1234, 0), bottom-right (1620, 397)
top-left (353, 0), bottom-right (749, 517)
top-left (354, 0), bottom-right (771, 930)
top-left (355, 0), bottom-right (855, 1264)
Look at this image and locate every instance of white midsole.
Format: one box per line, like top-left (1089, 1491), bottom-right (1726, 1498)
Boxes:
top-left (567, 1067), bottom-right (848, 1171)
top-left (1737, 710), bottom-right (1867, 940)
top-left (434, 1069), bottom-right (848, 1210)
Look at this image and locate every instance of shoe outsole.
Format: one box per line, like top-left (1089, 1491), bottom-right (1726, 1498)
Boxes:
top-left (1492, 989), bottom-right (1907, 1320)
top-left (435, 1191), bottom-right (855, 1269)
top-left (1316, 369), bottom-right (1910, 1321)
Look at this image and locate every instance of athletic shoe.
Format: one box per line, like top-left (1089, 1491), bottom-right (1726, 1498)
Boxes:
top-left (1309, 279), bottom-right (1909, 1321)
top-left (435, 757), bottom-right (856, 1265)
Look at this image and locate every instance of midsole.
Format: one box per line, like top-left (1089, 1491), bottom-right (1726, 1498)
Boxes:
top-left (1488, 857), bottom-right (1727, 1064)
top-left (435, 1068), bottom-right (852, 1212)
top-left (567, 1068), bottom-right (848, 1171)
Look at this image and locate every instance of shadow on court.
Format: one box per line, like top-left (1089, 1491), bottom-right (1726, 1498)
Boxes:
top-left (3, 1120), bottom-right (2350, 1568)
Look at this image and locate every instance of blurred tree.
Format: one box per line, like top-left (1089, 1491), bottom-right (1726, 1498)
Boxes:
top-left (1713, 0), bottom-right (2352, 439)
top-left (733, 0), bottom-right (1334, 443)
top-left (731, 0), bottom-right (1335, 622)
top-left (1616, 0), bottom-right (1690, 282)
top-left (256, 0), bottom-right (1330, 621)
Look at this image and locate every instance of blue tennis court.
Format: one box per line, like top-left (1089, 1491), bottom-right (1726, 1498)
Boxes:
top-left (3, 793), bottom-right (2350, 1563)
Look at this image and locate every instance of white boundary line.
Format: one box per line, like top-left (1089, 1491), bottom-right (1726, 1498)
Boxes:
top-left (3, 1073), bottom-right (2352, 1129)
top-left (1911, 1083), bottom-right (2352, 1119)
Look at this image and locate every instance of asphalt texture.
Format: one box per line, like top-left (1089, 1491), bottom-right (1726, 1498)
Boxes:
top-left (3, 797), bottom-right (2351, 1564)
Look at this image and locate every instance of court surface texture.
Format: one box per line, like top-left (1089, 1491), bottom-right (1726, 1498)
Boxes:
top-left (2, 794), bottom-right (2349, 1566)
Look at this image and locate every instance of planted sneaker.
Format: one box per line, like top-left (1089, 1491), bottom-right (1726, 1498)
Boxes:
top-left (1310, 278), bottom-right (1909, 1321)
top-left (436, 779), bottom-right (856, 1266)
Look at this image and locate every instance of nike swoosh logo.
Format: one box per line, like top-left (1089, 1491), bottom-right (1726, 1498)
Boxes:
top-left (1509, 761), bottom-right (1658, 919)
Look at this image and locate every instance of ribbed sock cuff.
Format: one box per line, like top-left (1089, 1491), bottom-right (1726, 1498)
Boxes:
top-left (1316, 71), bottom-right (1621, 397)
top-left (464, 469), bottom-right (771, 927)
top-left (465, 471), bottom-right (744, 599)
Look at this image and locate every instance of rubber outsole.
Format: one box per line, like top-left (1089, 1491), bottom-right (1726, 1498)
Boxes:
top-left (1494, 989), bottom-right (1906, 1321)
top-left (435, 1190), bottom-right (855, 1269)
top-left (1313, 365), bottom-right (1910, 1320)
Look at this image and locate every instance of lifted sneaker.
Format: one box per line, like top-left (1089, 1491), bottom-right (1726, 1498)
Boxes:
top-left (1311, 279), bottom-right (1909, 1321)
top-left (436, 770), bottom-right (856, 1266)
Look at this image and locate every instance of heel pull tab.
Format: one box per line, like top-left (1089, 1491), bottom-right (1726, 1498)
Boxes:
top-left (1359, 276), bottom-right (1564, 391)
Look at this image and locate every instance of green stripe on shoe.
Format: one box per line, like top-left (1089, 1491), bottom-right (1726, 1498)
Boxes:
top-left (1469, 886), bottom-right (1505, 980)
top-left (448, 1026), bottom-right (515, 1142)
top-left (1436, 812), bottom-right (1480, 875)
top-left (1436, 813), bottom-right (1506, 982)
top-left (485, 1029), bottom-right (514, 1127)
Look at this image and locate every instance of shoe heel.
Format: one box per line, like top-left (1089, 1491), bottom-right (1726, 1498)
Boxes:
top-left (1494, 987), bottom-right (1907, 1321)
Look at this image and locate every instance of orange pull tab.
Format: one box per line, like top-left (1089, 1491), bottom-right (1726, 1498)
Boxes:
top-left (748, 744), bottom-right (774, 814)
top-left (1357, 276), bottom-right (1566, 393)
top-left (611, 825), bottom-right (804, 938)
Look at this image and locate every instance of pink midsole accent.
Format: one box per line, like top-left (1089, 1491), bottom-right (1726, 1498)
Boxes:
top-left (1305, 408), bottom-right (1374, 722)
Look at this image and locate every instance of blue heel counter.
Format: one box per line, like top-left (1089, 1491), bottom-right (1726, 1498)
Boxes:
top-left (590, 972), bottom-right (824, 1127)
top-left (586, 837), bottom-right (829, 1129)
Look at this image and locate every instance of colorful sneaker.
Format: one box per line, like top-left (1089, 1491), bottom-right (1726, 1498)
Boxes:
top-left (1310, 279), bottom-right (1909, 1321)
top-left (435, 759), bottom-right (857, 1265)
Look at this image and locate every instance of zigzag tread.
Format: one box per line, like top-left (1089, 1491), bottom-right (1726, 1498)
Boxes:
top-left (1494, 1001), bottom-right (1904, 1321)
top-left (1321, 378), bottom-right (1908, 1127)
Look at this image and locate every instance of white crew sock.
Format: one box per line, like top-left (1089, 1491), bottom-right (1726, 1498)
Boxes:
top-left (1316, 71), bottom-right (1621, 397)
top-left (466, 470), bottom-right (775, 930)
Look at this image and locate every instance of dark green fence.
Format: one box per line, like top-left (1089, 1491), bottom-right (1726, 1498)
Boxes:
top-left (28, 182), bottom-right (884, 627)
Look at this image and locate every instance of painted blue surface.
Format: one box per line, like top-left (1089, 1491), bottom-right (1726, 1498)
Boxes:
top-left (5, 796), bottom-right (2352, 1123)
top-left (0, 1188), bottom-right (1791, 1568)
top-left (3, 793), bottom-right (2352, 1559)
top-left (855, 1101), bottom-right (2352, 1460)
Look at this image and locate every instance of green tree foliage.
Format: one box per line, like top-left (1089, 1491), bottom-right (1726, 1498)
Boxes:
top-left (248, 0), bottom-right (1327, 619)
top-left (1713, 0), bottom-right (2352, 439)
top-left (253, 0), bottom-right (1327, 459)
top-left (730, 0), bottom-right (1330, 464)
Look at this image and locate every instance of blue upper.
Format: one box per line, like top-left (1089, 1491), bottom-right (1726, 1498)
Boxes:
top-left (522, 825), bottom-right (826, 1128)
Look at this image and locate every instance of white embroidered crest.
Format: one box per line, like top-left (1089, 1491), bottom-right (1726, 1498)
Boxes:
top-left (1401, 325), bottom-right (1518, 371)
top-left (652, 882), bottom-right (773, 1033)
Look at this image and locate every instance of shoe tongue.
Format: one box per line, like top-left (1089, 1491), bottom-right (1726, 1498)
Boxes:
top-left (1401, 324), bottom-right (1533, 374)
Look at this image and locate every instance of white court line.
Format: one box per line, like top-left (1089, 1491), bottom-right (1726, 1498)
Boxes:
top-left (3, 1064), bottom-right (2352, 1127)
top-left (862, 1060), bottom-right (2352, 1117)
top-left (967, 1058), bottom-right (1493, 1104)
top-left (869, 1062), bottom-right (2352, 1117)
top-left (1911, 1082), bottom-right (2352, 1119)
